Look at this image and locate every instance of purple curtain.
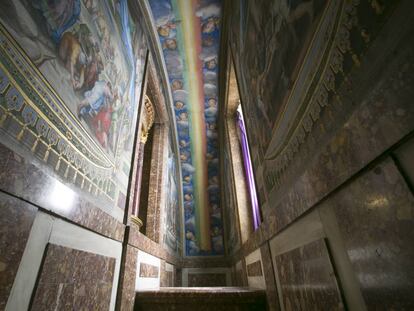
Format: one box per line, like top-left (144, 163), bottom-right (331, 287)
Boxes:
top-left (236, 110), bottom-right (261, 230)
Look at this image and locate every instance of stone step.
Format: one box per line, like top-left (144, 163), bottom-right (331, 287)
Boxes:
top-left (135, 287), bottom-right (267, 311)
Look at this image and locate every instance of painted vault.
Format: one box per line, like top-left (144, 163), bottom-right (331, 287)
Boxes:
top-left (148, 0), bottom-right (223, 256)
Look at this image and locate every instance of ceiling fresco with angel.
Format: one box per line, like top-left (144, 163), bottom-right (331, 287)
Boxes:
top-left (148, 0), bottom-right (222, 256)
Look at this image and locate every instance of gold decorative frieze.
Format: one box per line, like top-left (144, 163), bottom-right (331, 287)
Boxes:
top-left (263, 0), bottom-right (370, 192)
top-left (0, 23), bottom-right (116, 201)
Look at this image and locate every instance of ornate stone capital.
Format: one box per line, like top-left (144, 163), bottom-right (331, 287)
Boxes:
top-left (140, 95), bottom-right (155, 144)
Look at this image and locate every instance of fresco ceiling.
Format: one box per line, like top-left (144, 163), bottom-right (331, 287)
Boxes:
top-left (148, 0), bottom-right (222, 256)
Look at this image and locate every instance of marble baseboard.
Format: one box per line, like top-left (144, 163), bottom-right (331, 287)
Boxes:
top-left (31, 244), bottom-right (116, 311)
top-left (136, 250), bottom-right (160, 291)
top-left (181, 256), bottom-right (231, 269)
top-left (245, 249), bottom-right (265, 289)
top-left (332, 159), bottom-right (414, 309)
top-left (0, 191), bottom-right (37, 309)
top-left (6, 212), bottom-right (122, 310)
top-left (182, 268), bottom-right (231, 287)
top-left (0, 142), bottom-right (124, 241)
top-left (232, 260), bottom-right (246, 287)
top-left (260, 243), bottom-right (279, 311)
top-left (160, 261), bottom-right (175, 287)
top-left (134, 287), bottom-right (267, 311)
top-left (116, 245), bottom-right (138, 311)
top-left (275, 239), bottom-right (344, 310)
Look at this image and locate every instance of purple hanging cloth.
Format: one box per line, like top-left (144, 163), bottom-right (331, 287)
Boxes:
top-left (236, 109), bottom-right (261, 230)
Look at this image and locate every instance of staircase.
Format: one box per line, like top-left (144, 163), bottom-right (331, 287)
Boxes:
top-left (134, 287), bottom-right (267, 310)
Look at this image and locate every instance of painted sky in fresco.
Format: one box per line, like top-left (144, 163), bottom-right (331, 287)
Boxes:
top-left (148, 0), bottom-right (222, 256)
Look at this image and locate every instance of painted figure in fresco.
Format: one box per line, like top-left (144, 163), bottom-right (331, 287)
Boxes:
top-left (92, 105), bottom-right (112, 148)
top-left (174, 101), bottom-right (185, 110)
top-left (172, 79), bottom-right (183, 91)
top-left (157, 21), bottom-right (176, 37)
top-left (202, 36), bottom-right (214, 47)
top-left (58, 24), bottom-right (103, 91)
top-left (201, 16), bottom-right (219, 34)
top-left (77, 80), bottom-right (113, 119)
top-left (178, 112), bottom-right (188, 122)
top-left (204, 57), bottom-right (217, 70)
top-left (179, 140), bottom-right (190, 148)
top-left (32, 0), bottom-right (81, 43)
top-left (205, 98), bottom-right (217, 117)
top-left (82, 0), bottom-right (99, 15)
top-left (164, 38), bottom-right (177, 50)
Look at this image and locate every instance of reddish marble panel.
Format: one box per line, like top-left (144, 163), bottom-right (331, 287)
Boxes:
top-left (181, 256), bottom-right (231, 268)
top-left (166, 271), bottom-right (173, 287)
top-left (160, 260), bottom-right (174, 287)
top-left (275, 239), bottom-right (344, 311)
top-left (160, 263), bottom-right (174, 288)
top-left (0, 192), bottom-right (37, 309)
top-left (394, 137), bottom-right (414, 187)
top-left (127, 226), bottom-right (180, 266)
top-left (116, 245), bottom-right (138, 311)
top-left (246, 261), bottom-right (262, 277)
top-left (260, 243), bottom-right (279, 311)
top-left (0, 143), bottom-right (124, 241)
top-left (175, 268), bottom-right (182, 287)
top-left (233, 268), bottom-right (244, 287)
top-left (332, 159), bottom-right (414, 310)
top-left (139, 263), bottom-right (159, 278)
top-left (187, 273), bottom-right (227, 287)
top-left (31, 244), bottom-right (115, 311)
top-left (135, 287), bottom-right (267, 311)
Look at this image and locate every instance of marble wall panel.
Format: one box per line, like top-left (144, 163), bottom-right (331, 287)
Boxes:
top-left (136, 250), bottom-right (160, 291)
top-left (233, 260), bottom-right (245, 287)
top-left (134, 287), bottom-right (267, 311)
top-left (182, 268), bottom-right (231, 287)
top-left (31, 244), bottom-right (116, 311)
top-left (175, 268), bottom-right (182, 287)
top-left (187, 273), bottom-right (227, 287)
top-left (260, 243), bottom-right (279, 311)
top-left (127, 225), bottom-right (180, 266)
top-left (332, 159), bottom-right (414, 310)
top-left (165, 263), bottom-right (174, 287)
top-left (275, 239), bottom-right (344, 311)
top-left (160, 261), bottom-right (174, 287)
top-left (246, 260), bottom-right (262, 277)
top-left (139, 263), bottom-right (159, 278)
top-left (6, 212), bottom-right (122, 310)
top-left (0, 192), bottom-right (37, 309)
top-left (394, 137), bottom-right (414, 188)
top-left (181, 256), bottom-right (231, 269)
top-left (245, 249), bottom-right (265, 289)
top-left (116, 245), bottom-right (138, 311)
top-left (0, 142), bottom-right (124, 241)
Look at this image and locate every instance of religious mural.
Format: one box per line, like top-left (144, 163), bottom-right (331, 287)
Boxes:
top-left (229, 0), bottom-right (399, 197)
top-left (223, 147), bottom-right (240, 255)
top-left (230, 0), bottom-right (328, 161)
top-left (163, 134), bottom-right (182, 255)
top-left (149, 0), bottom-right (223, 256)
top-left (0, 0), bottom-right (147, 216)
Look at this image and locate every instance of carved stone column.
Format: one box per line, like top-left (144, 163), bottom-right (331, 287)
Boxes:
top-left (130, 96), bottom-right (154, 228)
